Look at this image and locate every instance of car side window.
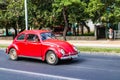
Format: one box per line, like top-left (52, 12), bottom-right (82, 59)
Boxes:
top-left (17, 34), bottom-right (25, 40)
top-left (27, 34), bottom-right (39, 42)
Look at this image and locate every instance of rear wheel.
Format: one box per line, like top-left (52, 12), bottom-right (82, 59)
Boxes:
top-left (9, 48), bottom-right (18, 61)
top-left (46, 51), bottom-right (59, 65)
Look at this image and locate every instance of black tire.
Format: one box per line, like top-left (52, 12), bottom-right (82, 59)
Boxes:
top-left (46, 51), bottom-right (59, 65)
top-left (9, 48), bottom-right (18, 61)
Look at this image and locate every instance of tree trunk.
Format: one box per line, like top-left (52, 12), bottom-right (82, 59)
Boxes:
top-left (77, 26), bottom-right (79, 35)
top-left (5, 26), bottom-right (9, 36)
top-left (79, 23), bottom-right (84, 35)
top-left (62, 6), bottom-right (68, 41)
top-left (15, 21), bottom-right (19, 36)
top-left (4, 21), bottom-right (9, 36)
top-left (19, 28), bottom-right (25, 33)
top-left (78, 22), bottom-right (84, 35)
top-left (82, 21), bottom-right (90, 33)
top-left (13, 26), bottom-right (17, 39)
top-left (39, 26), bottom-right (42, 30)
top-left (73, 27), bottom-right (76, 36)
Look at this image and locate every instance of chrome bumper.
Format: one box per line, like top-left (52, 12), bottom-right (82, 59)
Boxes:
top-left (60, 53), bottom-right (80, 60)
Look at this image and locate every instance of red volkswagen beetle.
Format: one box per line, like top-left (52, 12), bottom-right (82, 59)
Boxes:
top-left (6, 30), bottom-right (79, 65)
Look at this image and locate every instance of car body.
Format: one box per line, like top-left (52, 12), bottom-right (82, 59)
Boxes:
top-left (6, 30), bottom-right (80, 65)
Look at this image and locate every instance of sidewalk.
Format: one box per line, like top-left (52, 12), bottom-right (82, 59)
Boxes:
top-left (0, 40), bottom-right (120, 48)
top-left (68, 40), bottom-right (120, 48)
top-left (0, 40), bottom-right (12, 45)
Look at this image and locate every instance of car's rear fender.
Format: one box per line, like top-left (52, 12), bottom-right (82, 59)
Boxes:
top-left (7, 44), bottom-right (19, 54)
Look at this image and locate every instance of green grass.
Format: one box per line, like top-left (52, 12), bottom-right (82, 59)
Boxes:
top-left (0, 45), bottom-right (8, 48)
top-left (0, 45), bottom-right (120, 54)
top-left (77, 46), bottom-right (120, 53)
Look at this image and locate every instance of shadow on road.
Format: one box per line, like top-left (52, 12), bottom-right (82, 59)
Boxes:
top-left (8, 57), bottom-right (86, 65)
top-left (58, 58), bottom-right (86, 65)
top-left (14, 57), bottom-right (45, 64)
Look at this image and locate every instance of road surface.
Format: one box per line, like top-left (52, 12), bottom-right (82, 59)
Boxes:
top-left (0, 49), bottom-right (120, 80)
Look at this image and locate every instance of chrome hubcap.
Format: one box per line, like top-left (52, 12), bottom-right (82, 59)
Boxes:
top-left (47, 53), bottom-right (56, 64)
top-left (10, 49), bottom-right (17, 60)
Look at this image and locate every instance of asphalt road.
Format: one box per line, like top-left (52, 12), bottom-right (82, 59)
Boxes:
top-left (0, 49), bottom-right (120, 80)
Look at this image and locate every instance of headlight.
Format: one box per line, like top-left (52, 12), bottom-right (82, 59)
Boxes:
top-left (73, 46), bottom-right (78, 51)
top-left (60, 49), bottom-right (65, 55)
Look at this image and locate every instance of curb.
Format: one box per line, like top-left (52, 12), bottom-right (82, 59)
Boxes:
top-left (81, 51), bottom-right (120, 56)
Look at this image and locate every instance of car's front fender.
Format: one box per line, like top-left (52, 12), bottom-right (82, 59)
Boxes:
top-left (41, 46), bottom-right (61, 61)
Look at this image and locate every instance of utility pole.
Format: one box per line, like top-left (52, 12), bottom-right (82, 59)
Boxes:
top-left (25, 0), bottom-right (28, 30)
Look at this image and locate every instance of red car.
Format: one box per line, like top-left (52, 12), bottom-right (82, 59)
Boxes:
top-left (6, 30), bottom-right (79, 65)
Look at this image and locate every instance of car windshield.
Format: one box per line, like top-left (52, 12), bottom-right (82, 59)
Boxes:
top-left (40, 32), bottom-right (56, 41)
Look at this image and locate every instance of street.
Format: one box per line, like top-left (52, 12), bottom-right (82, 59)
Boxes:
top-left (0, 49), bottom-right (120, 80)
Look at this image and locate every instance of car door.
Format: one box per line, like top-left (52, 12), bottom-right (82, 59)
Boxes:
top-left (25, 34), bottom-right (41, 57)
top-left (15, 33), bottom-right (27, 55)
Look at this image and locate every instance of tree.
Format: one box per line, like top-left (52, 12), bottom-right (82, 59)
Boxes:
top-left (26, 0), bottom-right (54, 29)
top-left (52, 0), bottom-right (87, 40)
top-left (1, 0), bottom-right (120, 39)
top-left (0, 0), bottom-right (9, 36)
top-left (4, 0), bottom-right (24, 36)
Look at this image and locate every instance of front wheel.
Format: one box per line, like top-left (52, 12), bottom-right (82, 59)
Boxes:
top-left (9, 48), bottom-right (18, 61)
top-left (46, 51), bottom-right (59, 65)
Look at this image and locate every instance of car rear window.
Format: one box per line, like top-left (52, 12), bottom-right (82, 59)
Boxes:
top-left (17, 34), bottom-right (25, 40)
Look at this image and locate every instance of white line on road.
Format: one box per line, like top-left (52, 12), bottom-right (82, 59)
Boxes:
top-left (0, 67), bottom-right (83, 80)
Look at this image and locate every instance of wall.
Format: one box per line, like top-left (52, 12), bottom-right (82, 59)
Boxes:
top-left (57, 36), bottom-right (96, 40)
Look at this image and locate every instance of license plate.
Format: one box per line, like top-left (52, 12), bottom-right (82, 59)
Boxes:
top-left (71, 55), bottom-right (78, 58)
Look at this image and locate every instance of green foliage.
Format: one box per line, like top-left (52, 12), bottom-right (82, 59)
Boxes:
top-left (0, 0), bottom-right (120, 32)
top-left (52, 0), bottom-right (87, 23)
top-left (6, 0), bottom-right (24, 20)
top-left (78, 46), bottom-right (120, 53)
top-left (85, 0), bottom-right (104, 18)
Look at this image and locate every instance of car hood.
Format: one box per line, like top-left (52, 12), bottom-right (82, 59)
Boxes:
top-left (43, 39), bottom-right (76, 53)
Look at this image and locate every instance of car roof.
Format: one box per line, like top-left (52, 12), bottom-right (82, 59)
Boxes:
top-left (21, 30), bottom-right (50, 34)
